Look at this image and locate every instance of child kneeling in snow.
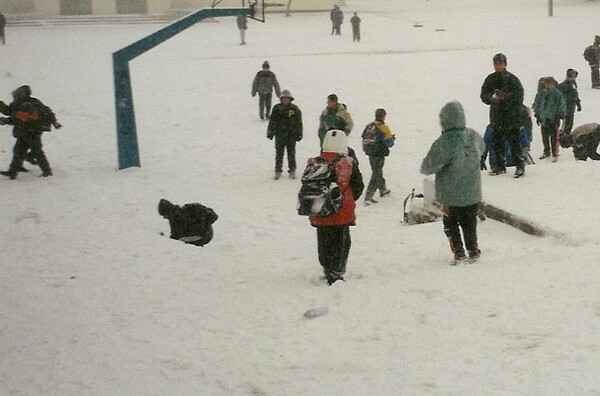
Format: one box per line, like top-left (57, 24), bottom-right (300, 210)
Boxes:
top-left (158, 199), bottom-right (218, 247)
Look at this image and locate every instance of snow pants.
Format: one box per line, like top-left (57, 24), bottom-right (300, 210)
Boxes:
top-left (443, 204), bottom-right (480, 260)
top-left (352, 26), bottom-right (360, 42)
top-left (491, 126), bottom-right (523, 172)
top-left (541, 121), bottom-right (560, 158)
top-left (562, 103), bottom-right (576, 136)
top-left (274, 134), bottom-right (296, 173)
top-left (316, 225), bottom-right (351, 284)
top-left (590, 64), bottom-right (599, 88)
top-left (9, 131), bottom-right (51, 175)
top-left (258, 93), bottom-right (272, 119)
top-left (365, 155), bottom-right (387, 200)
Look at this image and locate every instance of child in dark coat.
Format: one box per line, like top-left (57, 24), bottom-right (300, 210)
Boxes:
top-left (158, 199), bottom-right (218, 247)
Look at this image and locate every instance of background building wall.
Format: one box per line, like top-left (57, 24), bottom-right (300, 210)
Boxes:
top-left (0, 0), bottom-right (333, 16)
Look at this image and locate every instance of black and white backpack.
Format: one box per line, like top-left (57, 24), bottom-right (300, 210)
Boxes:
top-left (297, 156), bottom-right (344, 216)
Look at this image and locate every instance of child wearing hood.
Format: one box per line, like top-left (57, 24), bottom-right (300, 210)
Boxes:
top-left (420, 101), bottom-right (485, 264)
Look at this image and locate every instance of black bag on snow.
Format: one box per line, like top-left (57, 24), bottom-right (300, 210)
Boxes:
top-left (297, 155), bottom-right (344, 216)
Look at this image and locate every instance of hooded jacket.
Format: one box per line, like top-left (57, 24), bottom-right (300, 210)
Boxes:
top-left (1, 86), bottom-right (57, 136)
top-left (159, 200), bottom-right (219, 247)
top-left (533, 87), bottom-right (566, 124)
top-left (420, 101), bottom-right (485, 207)
top-left (267, 92), bottom-right (303, 141)
top-left (318, 103), bottom-right (354, 144)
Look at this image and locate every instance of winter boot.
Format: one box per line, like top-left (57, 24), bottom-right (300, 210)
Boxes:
top-left (514, 167), bottom-right (525, 178)
top-left (1, 170), bottom-right (17, 180)
top-left (468, 249), bottom-right (481, 263)
top-left (450, 254), bottom-right (468, 266)
top-left (364, 197), bottom-right (378, 206)
top-left (488, 168), bottom-right (506, 176)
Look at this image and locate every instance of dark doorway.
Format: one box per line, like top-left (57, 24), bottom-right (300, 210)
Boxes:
top-left (59, 0), bottom-right (93, 15)
top-left (117, 0), bottom-right (148, 14)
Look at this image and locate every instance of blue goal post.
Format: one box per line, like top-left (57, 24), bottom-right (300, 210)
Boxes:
top-left (113, 6), bottom-right (254, 169)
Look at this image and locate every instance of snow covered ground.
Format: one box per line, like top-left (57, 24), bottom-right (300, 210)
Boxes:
top-left (2, 0), bottom-right (600, 394)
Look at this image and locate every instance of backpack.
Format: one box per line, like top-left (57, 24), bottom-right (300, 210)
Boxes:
top-left (14, 98), bottom-right (54, 132)
top-left (297, 155), bottom-right (344, 216)
top-left (584, 46), bottom-right (597, 63)
top-left (361, 122), bottom-right (381, 156)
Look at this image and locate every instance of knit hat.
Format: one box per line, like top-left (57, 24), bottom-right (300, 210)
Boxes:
top-left (322, 129), bottom-right (348, 154)
top-left (566, 68), bottom-right (578, 78)
top-left (262, 61), bottom-right (270, 69)
top-left (280, 89), bottom-right (294, 100)
top-left (595, 35), bottom-right (600, 45)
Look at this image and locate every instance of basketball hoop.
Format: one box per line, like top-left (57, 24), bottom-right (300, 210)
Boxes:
top-left (245, 0), bottom-right (284, 22)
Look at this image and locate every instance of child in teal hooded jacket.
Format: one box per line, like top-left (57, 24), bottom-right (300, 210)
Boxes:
top-left (421, 101), bottom-right (485, 264)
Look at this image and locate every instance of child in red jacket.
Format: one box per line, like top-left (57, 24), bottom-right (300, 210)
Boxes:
top-left (307, 129), bottom-right (360, 285)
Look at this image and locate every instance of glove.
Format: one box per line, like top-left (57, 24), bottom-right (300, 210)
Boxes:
top-left (480, 156), bottom-right (487, 171)
top-left (296, 134), bottom-right (303, 142)
top-left (0, 117), bottom-right (9, 125)
top-left (536, 117), bottom-right (541, 126)
top-left (267, 130), bottom-right (274, 140)
top-left (577, 103), bottom-right (582, 112)
top-left (493, 89), bottom-right (506, 101)
top-left (53, 121), bottom-right (62, 129)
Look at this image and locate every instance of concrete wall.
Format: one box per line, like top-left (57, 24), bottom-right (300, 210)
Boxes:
top-left (0, 0), bottom-right (333, 16)
top-left (171, 0), bottom-right (334, 12)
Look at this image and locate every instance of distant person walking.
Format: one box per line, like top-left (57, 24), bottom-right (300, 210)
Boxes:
top-left (267, 89), bottom-right (303, 180)
top-left (361, 108), bottom-right (395, 205)
top-left (236, 14), bottom-right (247, 45)
top-left (557, 68), bottom-right (581, 136)
top-left (330, 5), bottom-right (344, 35)
top-left (350, 12), bottom-right (361, 42)
top-left (0, 11), bottom-right (6, 45)
top-left (583, 35), bottom-right (600, 89)
top-left (251, 61), bottom-right (281, 120)
top-left (480, 53), bottom-right (526, 177)
top-left (420, 101), bottom-right (485, 265)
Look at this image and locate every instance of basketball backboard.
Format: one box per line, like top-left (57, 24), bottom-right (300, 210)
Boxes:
top-left (244, 0), bottom-right (264, 22)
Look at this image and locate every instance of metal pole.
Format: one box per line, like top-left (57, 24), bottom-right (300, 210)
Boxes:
top-left (113, 8), bottom-right (251, 170)
top-left (548, 0), bottom-right (553, 16)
